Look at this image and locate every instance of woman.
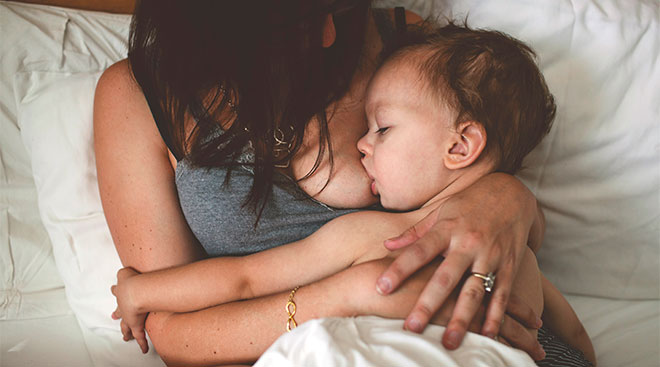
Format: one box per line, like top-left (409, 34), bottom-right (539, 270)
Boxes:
top-left (94, 1), bottom-right (545, 365)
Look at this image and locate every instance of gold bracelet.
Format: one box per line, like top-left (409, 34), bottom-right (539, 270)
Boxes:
top-left (285, 286), bottom-right (300, 332)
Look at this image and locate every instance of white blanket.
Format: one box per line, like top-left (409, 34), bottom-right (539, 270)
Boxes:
top-left (255, 317), bottom-right (536, 367)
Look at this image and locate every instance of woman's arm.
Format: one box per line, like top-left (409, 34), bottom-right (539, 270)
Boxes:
top-left (94, 60), bottom-right (207, 271)
top-left (147, 244), bottom-right (544, 366)
top-left (111, 210), bottom-right (408, 345)
top-left (377, 173), bottom-right (547, 359)
top-left (541, 275), bottom-right (596, 366)
top-left (94, 59), bottom-right (208, 352)
top-left (144, 258), bottom-right (453, 366)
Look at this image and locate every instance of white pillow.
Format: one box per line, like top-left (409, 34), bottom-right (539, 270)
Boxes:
top-left (16, 71), bottom-right (164, 367)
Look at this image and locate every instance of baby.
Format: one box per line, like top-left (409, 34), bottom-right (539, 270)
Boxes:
top-left (112, 23), bottom-right (594, 366)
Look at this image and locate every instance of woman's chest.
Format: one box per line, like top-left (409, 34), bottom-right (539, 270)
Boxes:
top-left (175, 160), bottom-right (355, 256)
top-left (290, 94), bottom-right (378, 209)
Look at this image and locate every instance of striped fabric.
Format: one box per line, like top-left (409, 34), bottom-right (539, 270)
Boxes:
top-left (537, 326), bottom-right (593, 367)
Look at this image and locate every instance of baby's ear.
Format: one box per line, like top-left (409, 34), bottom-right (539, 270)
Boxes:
top-left (444, 121), bottom-right (487, 170)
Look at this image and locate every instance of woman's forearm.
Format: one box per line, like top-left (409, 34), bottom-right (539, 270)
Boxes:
top-left (145, 265), bottom-right (353, 366)
top-left (145, 258), bottom-right (451, 366)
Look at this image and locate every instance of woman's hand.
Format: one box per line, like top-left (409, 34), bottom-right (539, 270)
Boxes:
top-left (354, 256), bottom-right (543, 358)
top-left (111, 267), bottom-right (149, 354)
top-left (375, 173), bottom-right (546, 360)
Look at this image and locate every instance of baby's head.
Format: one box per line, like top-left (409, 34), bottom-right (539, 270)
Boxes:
top-left (358, 23), bottom-right (556, 211)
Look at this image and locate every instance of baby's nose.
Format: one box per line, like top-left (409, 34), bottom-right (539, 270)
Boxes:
top-left (357, 134), bottom-right (371, 156)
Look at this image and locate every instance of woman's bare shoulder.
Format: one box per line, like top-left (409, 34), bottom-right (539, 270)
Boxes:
top-left (94, 59), bottom-right (171, 160)
top-left (96, 59), bottom-right (140, 99)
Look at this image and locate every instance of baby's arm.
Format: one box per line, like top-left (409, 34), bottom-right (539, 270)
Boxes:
top-left (110, 210), bottom-right (403, 346)
top-left (112, 211), bottom-right (392, 316)
top-left (541, 274), bottom-right (596, 366)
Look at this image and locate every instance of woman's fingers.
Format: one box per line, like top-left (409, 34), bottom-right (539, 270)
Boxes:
top-left (383, 209), bottom-right (438, 250)
top-left (377, 216), bottom-right (449, 295)
top-left (500, 314), bottom-right (546, 361)
top-left (442, 273), bottom-right (488, 349)
top-left (403, 252), bottom-right (470, 333)
top-left (480, 265), bottom-right (513, 339)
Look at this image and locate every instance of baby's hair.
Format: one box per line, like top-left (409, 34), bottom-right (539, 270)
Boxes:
top-left (386, 22), bottom-right (556, 173)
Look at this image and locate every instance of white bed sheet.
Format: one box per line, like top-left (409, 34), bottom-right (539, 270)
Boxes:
top-left (2, 314), bottom-right (93, 367)
top-left (0, 3), bottom-right (159, 366)
top-left (565, 295), bottom-right (660, 367)
top-left (0, 2), bottom-right (92, 366)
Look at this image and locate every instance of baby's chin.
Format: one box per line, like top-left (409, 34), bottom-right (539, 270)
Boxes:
top-left (380, 196), bottom-right (420, 212)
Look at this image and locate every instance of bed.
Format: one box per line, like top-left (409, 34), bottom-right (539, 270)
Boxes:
top-left (0, 0), bottom-right (657, 366)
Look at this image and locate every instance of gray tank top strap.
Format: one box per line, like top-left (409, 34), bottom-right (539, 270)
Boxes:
top-left (372, 7), bottom-right (407, 60)
top-left (372, 8), bottom-right (397, 47)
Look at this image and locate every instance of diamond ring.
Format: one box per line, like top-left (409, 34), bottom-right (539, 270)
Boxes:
top-left (471, 271), bottom-right (496, 293)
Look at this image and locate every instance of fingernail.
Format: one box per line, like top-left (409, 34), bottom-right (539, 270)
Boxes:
top-left (536, 344), bottom-right (546, 360)
top-left (445, 330), bottom-right (461, 349)
top-left (376, 277), bottom-right (391, 294)
top-left (536, 317), bottom-right (543, 328)
top-left (484, 332), bottom-right (496, 340)
top-left (383, 239), bottom-right (397, 249)
top-left (405, 318), bottom-right (422, 333)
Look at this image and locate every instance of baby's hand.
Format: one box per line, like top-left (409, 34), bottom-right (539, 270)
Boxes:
top-left (111, 267), bottom-right (149, 354)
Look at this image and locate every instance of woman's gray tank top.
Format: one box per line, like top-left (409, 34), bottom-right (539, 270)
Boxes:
top-left (157, 9), bottom-right (402, 257)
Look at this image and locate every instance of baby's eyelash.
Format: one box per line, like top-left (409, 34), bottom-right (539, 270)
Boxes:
top-left (376, 127), bottom-right (389, 134)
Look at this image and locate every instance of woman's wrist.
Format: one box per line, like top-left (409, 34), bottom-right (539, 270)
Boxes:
top-left (303, 265), bottom-right (368, 319)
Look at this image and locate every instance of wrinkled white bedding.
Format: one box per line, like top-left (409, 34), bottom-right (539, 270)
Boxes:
top-left (1, 1), bottom-right (658, 366)
top-left (255, 316), bottom-right (537, 367)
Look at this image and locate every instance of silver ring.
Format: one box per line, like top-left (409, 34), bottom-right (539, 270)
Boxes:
top-left (471, 271), bottom-right (496, 293)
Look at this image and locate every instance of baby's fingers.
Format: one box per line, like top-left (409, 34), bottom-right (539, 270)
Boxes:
top-left (111, 307), bottom-right (122, 320)
top-left (132, 327), bottom-right (149, 354)
top-left (110, 285), bottom-right (121, 320)
top-left (120, 320), bottom-right (134, 342)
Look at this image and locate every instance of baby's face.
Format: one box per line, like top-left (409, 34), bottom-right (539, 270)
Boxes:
top-left (357, 59), bottom-right (457, 211)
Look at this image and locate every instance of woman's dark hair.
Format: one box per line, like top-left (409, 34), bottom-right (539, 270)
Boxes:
top-left (128, 0), bottom-right (371, 218)
top-left (387, 22), bottom-right (556, 173)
